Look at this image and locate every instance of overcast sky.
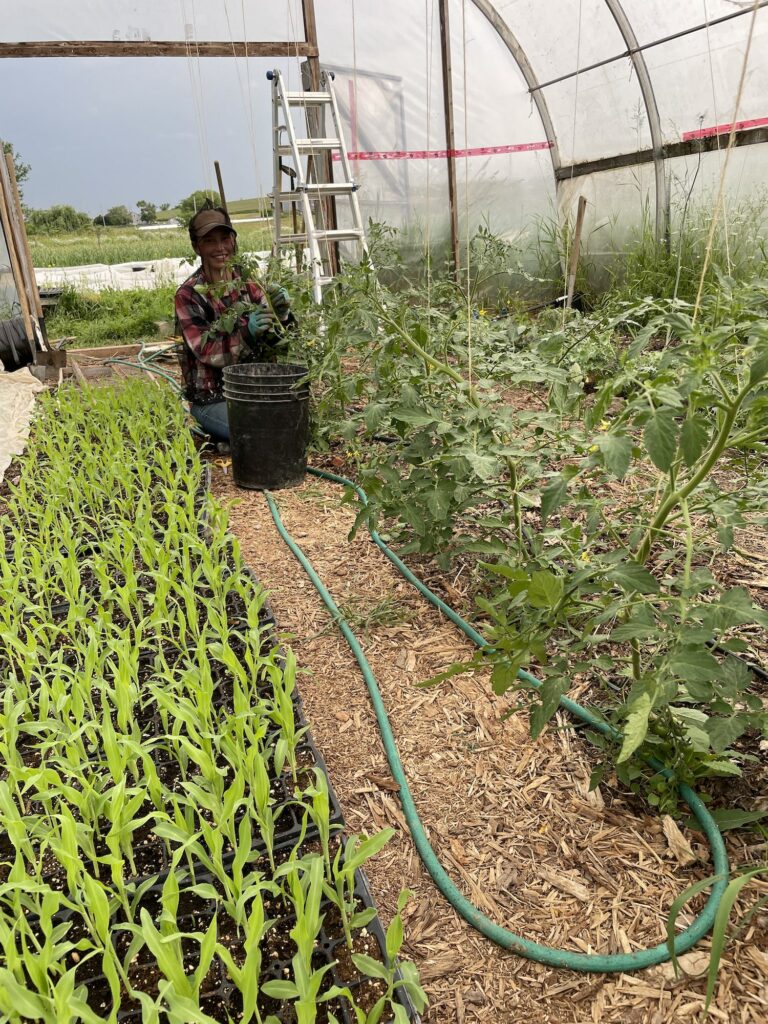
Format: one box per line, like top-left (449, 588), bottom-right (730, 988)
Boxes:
top-left (1, 56), bottom-right (288, 215)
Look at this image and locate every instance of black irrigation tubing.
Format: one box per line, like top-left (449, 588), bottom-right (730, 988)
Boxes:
top-left (264, 467), bottom-right (730, 974)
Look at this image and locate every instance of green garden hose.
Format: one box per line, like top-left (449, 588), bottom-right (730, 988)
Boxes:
top-left (265, 467), bottom-right (729, 973)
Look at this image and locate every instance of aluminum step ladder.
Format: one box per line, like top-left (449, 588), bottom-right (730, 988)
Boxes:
top-left (267, 68), bottom-right (370, 303)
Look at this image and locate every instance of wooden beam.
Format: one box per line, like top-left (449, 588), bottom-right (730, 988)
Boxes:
top-left (438, 0), bottom-right (460, 275)
top-left (556, 125), bottom-right (768, 181)
top-left (0, 40), bottom-right (317, 59)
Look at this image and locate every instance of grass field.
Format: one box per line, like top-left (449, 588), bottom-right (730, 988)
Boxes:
top-left (157, 195), bottom-right (271, 222)
top-left (30, 223), bottom-right (276, 268)
top-left (46, 286), bottom-right (178, 347)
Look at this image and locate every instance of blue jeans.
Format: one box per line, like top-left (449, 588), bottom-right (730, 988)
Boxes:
top-left (191, 401), bottom-right (229, 442)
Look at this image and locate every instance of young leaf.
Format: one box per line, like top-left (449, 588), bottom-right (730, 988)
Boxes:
top-left (350, 953), bottom-right (390, 981)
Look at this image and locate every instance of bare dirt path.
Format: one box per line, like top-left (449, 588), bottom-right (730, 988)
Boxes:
top-left (212, 465), bottom-right (768, 1024)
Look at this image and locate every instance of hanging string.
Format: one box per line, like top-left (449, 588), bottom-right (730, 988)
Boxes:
top-left (425, 0), bottom-right (435, 318)
top-left (702, 0), bottom-right (731, 272)
top-left (189, 0), bottom-right (214, 195)
top-left (693, 0), bottom-right (762, 323)
top-left (179, 0), bottom-right (211, 196)
top-left (461, 0), bottom-right (472, 388)
top-left (562, 0), bottom-right (584, 324)
top-left (221, 0), bottom-right (262, 197)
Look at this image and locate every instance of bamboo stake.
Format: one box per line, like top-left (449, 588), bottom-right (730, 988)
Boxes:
top-left (0, 165), bottom-right (36, 363)
top-left (566, 195), bottom-right (588, 308)
top-left (69, 358), bottom-right (89, 388)
top-left (214, 160), bottom-right (228, 214)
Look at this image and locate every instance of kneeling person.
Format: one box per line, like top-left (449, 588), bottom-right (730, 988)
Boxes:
top-left (174, 206), bottom-right (294, 442)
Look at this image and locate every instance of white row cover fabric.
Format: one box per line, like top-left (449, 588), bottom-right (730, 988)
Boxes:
top-left (2, 1), bottom-right (767, 254)
top-left (33, 250), bottom-right (287, 293)
top-left (0, 367), bottom-right (45, 484)
top-left (34, 258), bottom-right (198, 293)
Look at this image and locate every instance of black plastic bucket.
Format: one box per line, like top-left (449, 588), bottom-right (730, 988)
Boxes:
top-left (223, 363), bottom-right (310, 490)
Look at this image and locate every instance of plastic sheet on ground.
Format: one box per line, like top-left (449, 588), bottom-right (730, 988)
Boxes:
top-left (34, 257), bottom-right (196, 293)
top-left (0, 367), bottom-right (45, 483)
top-left (33, 250), bottom-right (279, 293)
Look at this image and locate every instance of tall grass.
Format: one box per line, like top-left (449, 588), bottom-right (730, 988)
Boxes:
top-left (586, 195), bottom-right (768, 306)
top-left (29, 224), bottom-right (276, 268)
top-left (46, 285), bottom-right (177, 347)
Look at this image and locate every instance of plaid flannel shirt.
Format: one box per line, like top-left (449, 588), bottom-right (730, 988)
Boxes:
top-left (174, 266), bottom-right (267, 404)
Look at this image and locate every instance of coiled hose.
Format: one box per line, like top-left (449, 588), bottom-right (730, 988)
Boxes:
top-left (265, 467), bottom-right (729, 973)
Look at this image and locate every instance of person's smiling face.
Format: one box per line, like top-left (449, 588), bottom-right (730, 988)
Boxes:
top-left (195, 227), bottom-right (236, 279)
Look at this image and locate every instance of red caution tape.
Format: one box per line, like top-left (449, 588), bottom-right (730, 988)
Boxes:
top-left (682, 115), bottom-right (768, 141)
top-left (333, 140), bottom-right (553, 161)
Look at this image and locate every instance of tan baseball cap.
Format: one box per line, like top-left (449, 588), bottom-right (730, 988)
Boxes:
top-left (190, 208), bottom-right (236, 239)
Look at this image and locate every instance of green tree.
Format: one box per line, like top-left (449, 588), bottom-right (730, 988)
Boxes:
top-left (26, 205), bottom-right (92, 234)
top-left (95, 205), bottom-right (133, 227)
top-left (1, 140), bottom-right (30, 200)
top-left (176, 189), bottom-right (221, 227)
top-left (136, 200), bottom-right (158, 225)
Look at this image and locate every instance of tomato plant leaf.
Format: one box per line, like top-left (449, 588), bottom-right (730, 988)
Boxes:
top-left (597, 433), bottom-right (633, 479)
top-left (748, 348), bottom-right (768, 387)
top-left (530, 677), bottom-right (568, 739)
top-left (704, 808), bottom-right (768, 830)
top-left (527, 570), bottom-right (564, 609)
top-left (679, 415), bottom-right (709, 467)
top-left (705, 714), bottom-right (749, 753)
top-left (618, 687), bottom-right (654, 763)
top-left (668, 647), bottom-right (720, 683)
top-left (540, 474), bottom-right (568, 527)
top-left (606, 561), bottom-right (660, 594)
top-left (644, 409), bottom-right (678, 472)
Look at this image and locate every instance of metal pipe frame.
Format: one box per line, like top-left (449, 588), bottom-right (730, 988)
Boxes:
top-left (532, 0), bottom-right (768, 94)
top-left (469, 0), bottom-right (561, 175)
top-left (603, 0), bottom-right (668, 242)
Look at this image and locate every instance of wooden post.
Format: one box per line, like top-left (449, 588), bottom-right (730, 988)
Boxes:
top-left (302, 0), bottom-right (338, 274)
top-left (4, 152), bottom-right (47, 347)
top-left (439, 0), bottom-right (460, 276)
top-left (0, 167), bottom-right (36, 363)
top-left (566, 195), bottom-right (588, 308)
top-left (214, 160), bottom-right (228, 214)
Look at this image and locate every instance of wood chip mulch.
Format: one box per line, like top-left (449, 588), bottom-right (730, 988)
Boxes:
top-left (212, 466), bottom-right (768, 1024)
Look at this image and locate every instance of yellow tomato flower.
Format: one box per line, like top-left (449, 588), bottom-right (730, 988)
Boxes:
top-left (579, 551), bottom-right (590, 563)
top-left (599, 419), bottom-right (611, 431)
top-left (589, 444), bottom-right (599, 452)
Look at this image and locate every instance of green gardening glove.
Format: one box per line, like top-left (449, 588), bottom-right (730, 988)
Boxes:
top-left (247, 307), bottom-right (275, 338)
top-left (266, 284), bottom-right (291, 321)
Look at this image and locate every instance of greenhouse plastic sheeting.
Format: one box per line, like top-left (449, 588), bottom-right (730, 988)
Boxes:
top-left (0, 368), bottom-right (45, 484)
top-left (2, 2), bottom-right (767, 253)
